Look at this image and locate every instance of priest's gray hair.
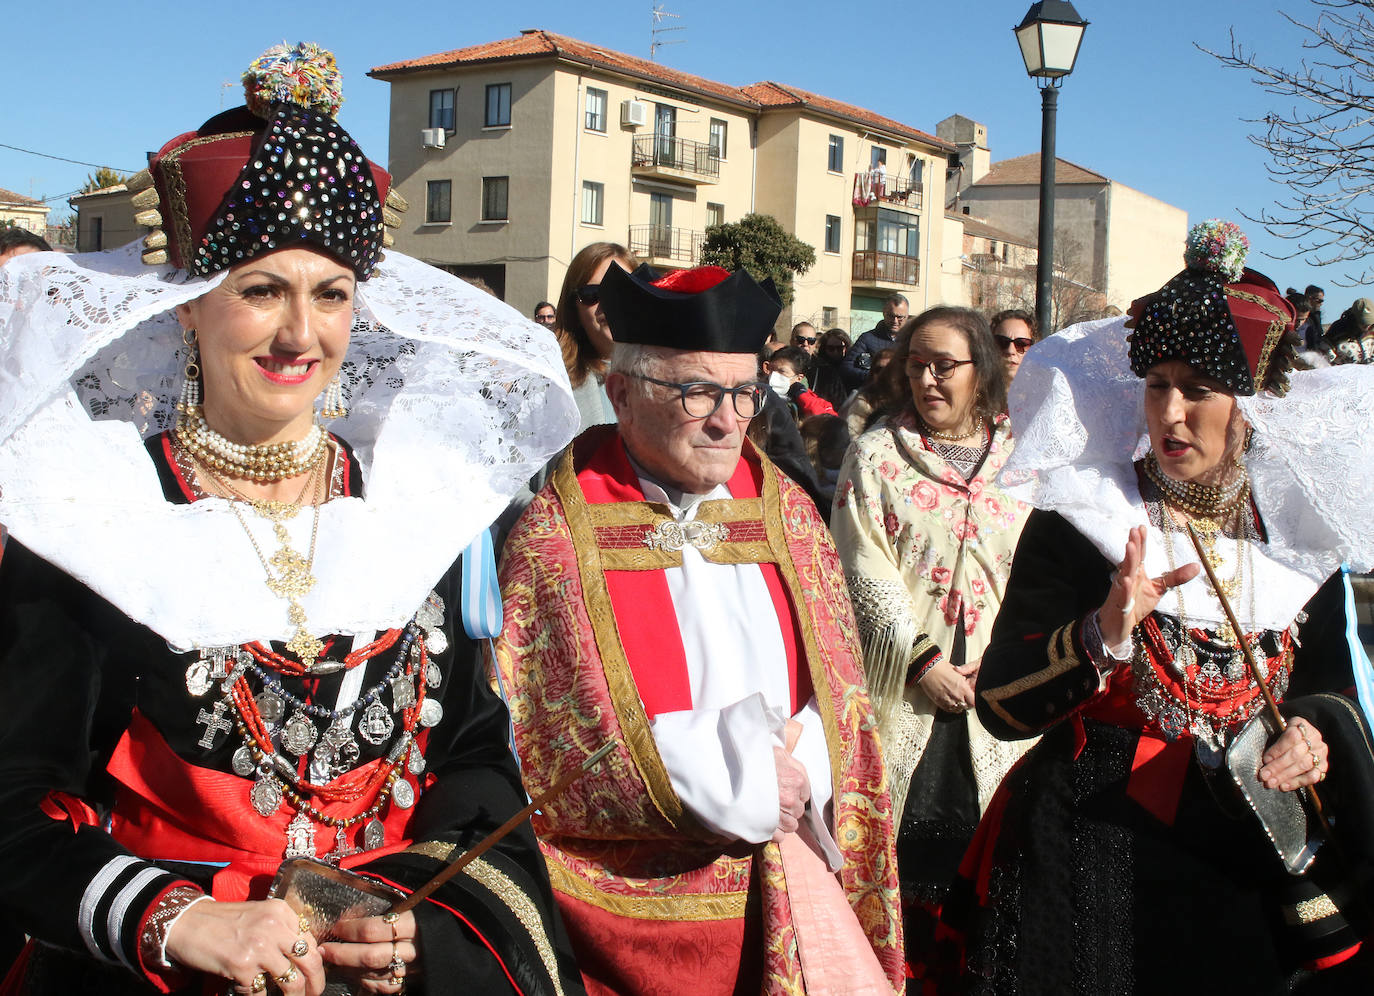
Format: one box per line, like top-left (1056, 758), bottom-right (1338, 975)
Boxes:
top-left (608, 343), bottom-right (671, 396)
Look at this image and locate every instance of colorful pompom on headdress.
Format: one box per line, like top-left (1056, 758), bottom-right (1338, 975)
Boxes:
top-left (129, 42), bottom-right (407, 280)
top-left (1127, 219), bottom-right (1296, 395)
top-left (600, 264), bottom-right (783, 353)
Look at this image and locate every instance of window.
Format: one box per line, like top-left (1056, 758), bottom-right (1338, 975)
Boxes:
top-left (870, 146), bottom-right (887, 168)
top-left (856, 209), bottom-right (918, 257)
top-left (654, 103), bottom-right (677, 163)
top-left (426, 180), bottom-right (452, 223)
top-left (429, 89), bottom-right (456, 132)
top-left (481, 176), bottom-right (509, 221)
top-left (706, 202), bottom-right (724, 228)
top-left (824, 215), bottom-right (841, 254)
top-left (585, 87), bottom-right (608, 132)
top-left (827, 134), bottom-right (844, 173)
top-left (581, 181), bottom-right (604, 226)
top-left (822, 307), bottom-right (838, 327)
top-left (709, 118), bottom-right (727, 160)
top-left (485, 83), bottom-right (512, 127)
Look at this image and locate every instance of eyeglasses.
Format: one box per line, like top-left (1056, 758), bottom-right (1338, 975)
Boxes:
top-left (575, 284), bottom-right (600, 305)
top-left (632, 374), bottom-right (767, 419)
top-left (534, 312), bottom-right (557, 326)
top-left (793, 336), bottom-right (817, 345)
top-left (994, 335), bottom-right (1033, 354)
top-left (906, 357), bottom-right (974, 381)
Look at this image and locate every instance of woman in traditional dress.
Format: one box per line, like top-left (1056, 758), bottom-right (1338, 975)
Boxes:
top-left (830, 306), bottom-right (1033, 986)
top-left (944, 221), bottom-right (1374, 992)
top-left (0, 44), bottom-right (584, 996)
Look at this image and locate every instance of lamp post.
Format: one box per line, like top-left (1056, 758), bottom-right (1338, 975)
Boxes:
top-left (1014, 1), bottom-right (1088, 336)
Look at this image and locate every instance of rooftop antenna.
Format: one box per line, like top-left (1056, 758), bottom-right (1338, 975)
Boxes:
top-left (650, 4), bottom-right (685, 61)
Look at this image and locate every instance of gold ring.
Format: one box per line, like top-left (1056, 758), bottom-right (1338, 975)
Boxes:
top-left (383, 910), bottom-right (400, 941)
top-left (291, 938), bottom-right (309, 957)
top-left (250, 973), bottom-right (268, 993)
top-left (297, 913), bottom-right (311, 934)
top-left (389, 939), bottom-right (405, 978)
top-left (1311, 751), bottom-right (1321, 771)
top-left (275, 965), bottom-right (299, 986)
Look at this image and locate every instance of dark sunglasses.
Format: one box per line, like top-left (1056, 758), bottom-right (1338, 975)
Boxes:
top-left (793, 336), bottom-right (818, 345)
top-left (994, 334), bottom-right (1033, 353)
top-left (575, 284), bottom-right (600, 305)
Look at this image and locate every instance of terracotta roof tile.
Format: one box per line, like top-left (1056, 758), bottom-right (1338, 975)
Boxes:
top-left (950, 213), bottom-right (1033, 246)
top-left (740, 81), bottom-right (950, 151)
top-left (974, 152), bottom-right (1107, 186)
top-left (370, 30), bottom-right (751, 107)
top-left (0, 186), bottom-right (43, 206)
top-left (371, 31), bottom-right (951, 149)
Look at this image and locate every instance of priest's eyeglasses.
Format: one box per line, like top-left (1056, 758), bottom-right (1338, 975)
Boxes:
top-left (633, 374), bottom-right (767, 419)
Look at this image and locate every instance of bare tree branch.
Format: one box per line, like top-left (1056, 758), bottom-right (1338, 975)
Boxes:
top-left (1200, 0), bottom-right (1374, 283)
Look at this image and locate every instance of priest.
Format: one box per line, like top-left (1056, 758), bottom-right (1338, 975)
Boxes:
top-left (495, 264), bottom-right (902, 995)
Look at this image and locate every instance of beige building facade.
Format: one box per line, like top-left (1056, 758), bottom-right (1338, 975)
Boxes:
top-left (0, 187), bottom-right (50, 235)
top-left (371, 31), bottom-right (954, 334)
top-left (69, 185), bottom-right (138, 253)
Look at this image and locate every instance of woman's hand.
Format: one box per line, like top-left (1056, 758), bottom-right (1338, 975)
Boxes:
top-left (164, 898), bottom-right (323, 995)
top-left (319, 910), bottom-right (420, 994)
top-left (1099, 525), bottom-right (1200, 647)
top-left (954, 653), bottom-right (982, 688)
top-left (918, 658), bottom-right (975, 713)
top-left (1260, 717), bottom-right (1329, 792)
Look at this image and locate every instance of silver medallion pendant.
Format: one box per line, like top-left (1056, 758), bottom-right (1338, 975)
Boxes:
top-left (251, 772), bottom-right (283, 817)
top-left (363, 817), bottom-right (386, 850)
top-left (232, 745), bottom-right (257, 777)
top-left (425, 661), bottom-right (442, 689)
top-left (416, 592), bottom-right (444, 629)
top-left (359, 701), bottom-right (395, 745)
top-left (407, 746), bottom-right (426, 775)
top-left (391, 675), bottom-right (417, 711)
top-left (426, 628), bottom-right (449, 656)
top-left (256, 692), bottom-right (285, 725)
top-left (419, 698), bottom-right (443, 728)
top-left (284, 811), bottom-right (316, 860)
top-left (392, 777), bottom-right (415, 810)
top-left (185, 660), bottom-right (213, 697)
top-left (281, 711), bottom-right (320, 756)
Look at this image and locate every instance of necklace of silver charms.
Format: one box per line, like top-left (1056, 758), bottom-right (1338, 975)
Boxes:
top-left (185, 590), bottom-right (450, 861)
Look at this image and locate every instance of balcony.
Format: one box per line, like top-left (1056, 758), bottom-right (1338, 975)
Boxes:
top-left (852, 250), bottom-right (920, 288)
top-left (632, 134), bottom-right (721, 185)
top-left (629, 225), bottom-right (704, 266)
top-left (852, 171), bottom-right (923, 210)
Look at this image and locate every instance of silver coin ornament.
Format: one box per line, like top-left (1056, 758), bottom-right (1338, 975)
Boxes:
top-left (419, 697), bottom-right (443, 728)
top-left (425, 661), bottom-right (442, 689)
top-left (282, 712), bottom-right (320, 756)
top-left (359, 701), bottom-right (395, 745)
top-left (251, 774), bottom-right (283, 817)
top-left (363, 817), bottom-right (386, 850)
top-left (256, 692), bottom-right (285, 725)
top-left (425, 628), bottom-right (449, 656)
top-left (407, 747), bottom-right (426, 775)
top-left (185, 660), bottom-right (213, 697)
top-left (232, 746), bottom-right (257, 777)
top-left (391, 675), bottom-right (416, 711)
top-left (392, 777), bottom-right (415, 810)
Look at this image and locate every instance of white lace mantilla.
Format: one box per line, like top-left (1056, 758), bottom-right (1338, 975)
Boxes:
top-left (1000, 316), bottom-right (1374, 632)
top-left (0, 245), bottom-right (577, 648)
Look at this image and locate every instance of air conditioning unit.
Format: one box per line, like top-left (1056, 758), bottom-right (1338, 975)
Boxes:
top-left (620, 100), bottom-right (648, 128)
top-left (420, 128), bottom-right (446, 149)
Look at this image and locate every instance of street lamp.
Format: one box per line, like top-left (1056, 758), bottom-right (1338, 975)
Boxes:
top-left (1014, 1), bottom-right (1088, 336)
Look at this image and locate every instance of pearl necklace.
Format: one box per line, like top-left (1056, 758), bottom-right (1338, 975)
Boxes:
top-left (921, 413), bottom-right (985, 443)
top-left (175, 405), bottom-right (327, 483)
top-left (1143, 451), bottom-right (1249, 517)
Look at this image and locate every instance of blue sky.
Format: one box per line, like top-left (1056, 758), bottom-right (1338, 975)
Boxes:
top-left (6, 1), bottom-right (1362, 314)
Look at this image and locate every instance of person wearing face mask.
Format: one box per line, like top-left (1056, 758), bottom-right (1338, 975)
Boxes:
top-left (941, 221), bottom-right (1374, 991)
top-left (763, 345), bottom-right (837, 418)
top-left (830, 306), bottom-right (1032, 986)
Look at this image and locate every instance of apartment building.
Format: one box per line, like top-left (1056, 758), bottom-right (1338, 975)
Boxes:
top-left (369, 30), bottom-right (955, 333)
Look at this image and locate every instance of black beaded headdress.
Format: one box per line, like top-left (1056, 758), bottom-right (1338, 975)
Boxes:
top-left (1126, 220), bottom-right (1295, 396)
top-left (129, 43), bottom-right (405, 280)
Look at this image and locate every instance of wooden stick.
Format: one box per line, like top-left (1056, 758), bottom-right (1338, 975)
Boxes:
top-left (390, 740), bottom-right (617, 914)
top-left (1184, 522), bottom-right (1329, 825)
